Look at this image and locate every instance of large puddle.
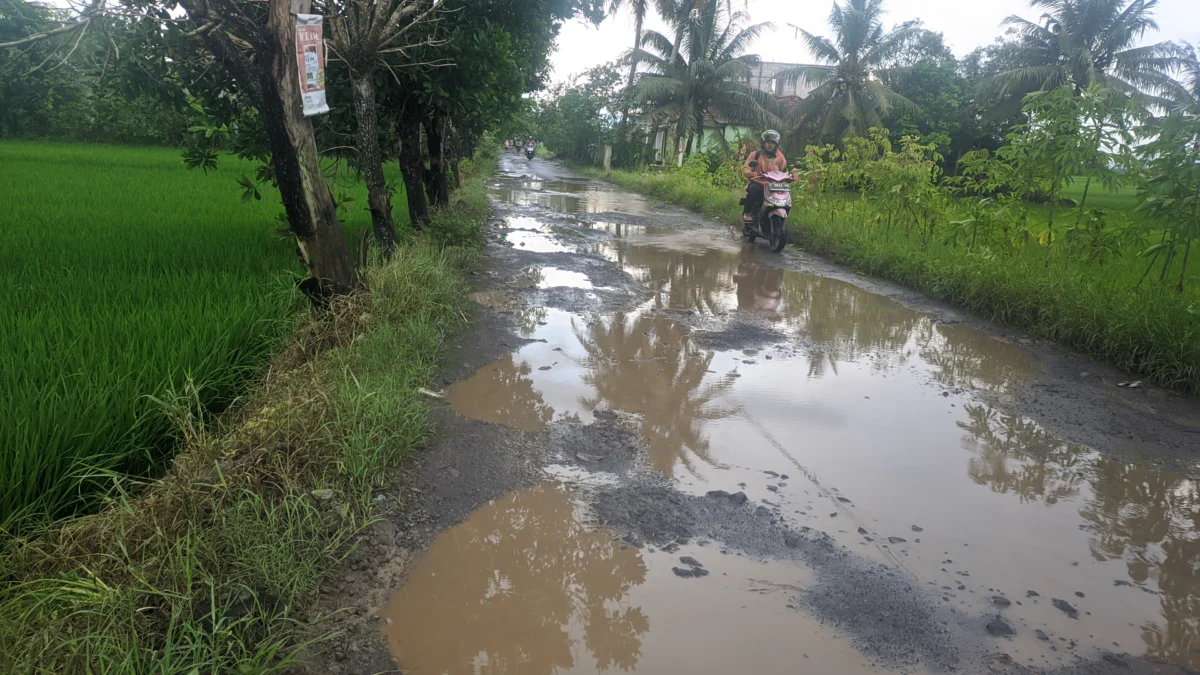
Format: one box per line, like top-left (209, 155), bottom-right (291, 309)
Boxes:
top-left (390, 156), bottom-right (1200, 672)
top-left (379, 483), bottom-right (897, 675)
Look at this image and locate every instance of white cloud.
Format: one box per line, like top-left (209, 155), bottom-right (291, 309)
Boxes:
top-left (550, 0), bottom-right (1200, 84)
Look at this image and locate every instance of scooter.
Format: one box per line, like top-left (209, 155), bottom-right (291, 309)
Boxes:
top-left (526, 147), bottom-right (536, 161)
top-left (740, 163), bottom-right (794, 252)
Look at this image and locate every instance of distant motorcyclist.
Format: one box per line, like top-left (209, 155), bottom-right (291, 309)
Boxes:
top-left (742, 130), bottom-right (788, 226)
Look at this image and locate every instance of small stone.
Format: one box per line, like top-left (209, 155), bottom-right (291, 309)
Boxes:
top-left (985, 616), bottom-right (1015, 637)
top-left (837, 497), bottom-right (852, 503)
top-left (1052, 598), bottom-right (1079, 619)
top-left (780, 474), bottom-right (789, 479)
top-left (767, 485), bottom-right (778, 492)
top-left (1026, 590), bottom-right (1039, 598)
top-left (887, 537), bottom-right (908, 544)
top-left (1036, 630), bottom-right (1050, 641)
top-left (990, 596), bottom-right (1011, 608)
top-left (829, 512), bottom-right (838, 518)
top-left (672, 567), bottom-right (697, 578)
top-left (857, 527), bottom-right (869, 535)
top-left (310, 489), bottom-right (335, 501)
top-left (911, 525), bottom-right (924, 532)
top-left (729, 492), bottom-right (748, 505)
top-left (538, 365), bottom-right (552, 371)
top-left (385, 617), bottom-right (393, 625)
top-left (679, 556), bottom-right (703, 568)
top-left (1075, 591), bottom-right (1085, 598)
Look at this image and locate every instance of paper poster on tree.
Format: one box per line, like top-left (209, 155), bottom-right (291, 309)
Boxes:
top-left (295, 14), bottom-right (329, 116)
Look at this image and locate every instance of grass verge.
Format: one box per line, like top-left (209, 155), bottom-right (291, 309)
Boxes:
top-left (580, 165), bottom-right (1200, 394)
top-left (0, 147), bottom-right (497, 674)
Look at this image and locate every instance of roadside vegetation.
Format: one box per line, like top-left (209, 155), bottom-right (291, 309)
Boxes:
top-left (0, 145), bottom-right (498, 674)
top-left (540, 0), bottom-right (1200, 394)
top-left (3, 0), bottom-right (601, 669)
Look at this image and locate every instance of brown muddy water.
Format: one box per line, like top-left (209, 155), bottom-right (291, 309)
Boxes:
top-left (379, 483), bottom-right (888, 675)
top-left (384, 158), bottom-right (1200, 674)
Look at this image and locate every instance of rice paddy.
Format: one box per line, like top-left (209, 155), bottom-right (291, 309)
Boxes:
top-left (0, 141), bottom-right (383, 526)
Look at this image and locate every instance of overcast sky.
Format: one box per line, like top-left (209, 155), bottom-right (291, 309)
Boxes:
top-left (549, 0), bottom-right (1200, 84)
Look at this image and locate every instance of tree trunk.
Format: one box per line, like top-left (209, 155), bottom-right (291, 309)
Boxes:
top-left (261, 0), bottom-right (355, 288)
top-left (398, 100), bottom-right (430, 228)
top-left (619, 13), bottom-right (645, 134)
top-left (426, 116), bottom-right (450, 206)
top-left (351, 73), bottom-right (396, 257)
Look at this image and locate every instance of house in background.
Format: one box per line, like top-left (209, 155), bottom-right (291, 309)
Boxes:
top-left (646, 61), bottom-right (817, 164)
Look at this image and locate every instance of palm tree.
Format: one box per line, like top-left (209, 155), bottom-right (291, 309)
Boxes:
top-left (1172, 42), bottom-right (1200, 110)
top-left (608, 0), bottom-right (653, 114)
top-left (777, 0), bottom-right (923, 141)
top-left (985, 0), bottom-right (1189, 110)
top-left (632, 0), bottom-right (778, 165)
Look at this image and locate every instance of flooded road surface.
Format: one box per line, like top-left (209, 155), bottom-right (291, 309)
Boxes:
top-left (385, 155), bottom-right (1200, 674)
top-left (380, 483), bottom-right (891, 675)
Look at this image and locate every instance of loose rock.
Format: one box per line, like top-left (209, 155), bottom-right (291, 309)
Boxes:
top-left (1052, 598), bottom-right (1079, 619)
top-left (985, 616), bottom-right (1015, 637)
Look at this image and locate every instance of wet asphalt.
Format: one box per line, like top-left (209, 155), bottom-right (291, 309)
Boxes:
top-left (304, 153), bottom-right (1200, 675)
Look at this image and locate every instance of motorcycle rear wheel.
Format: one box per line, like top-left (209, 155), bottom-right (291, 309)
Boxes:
top-left (768, 215), bottom-right (788, 253)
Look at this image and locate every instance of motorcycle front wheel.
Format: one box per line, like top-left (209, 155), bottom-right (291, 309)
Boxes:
top-left (768, 215), bottom-right (788, 253)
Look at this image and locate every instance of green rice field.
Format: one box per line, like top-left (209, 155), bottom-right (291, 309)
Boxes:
top-left (0, 141), bottom-right (389, 526)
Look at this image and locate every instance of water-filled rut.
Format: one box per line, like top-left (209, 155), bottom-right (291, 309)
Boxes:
top-left (374, 154), bottom-right (1200, 675)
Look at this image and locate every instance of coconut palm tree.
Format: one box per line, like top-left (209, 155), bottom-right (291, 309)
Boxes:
top-left (632, 0), bottom-right (779, 165)
top-left (1172, 42), bottom-right (1200, 110)
top-left (776, 0), bottom-right (923, 141)
top-left (984, 0), bottom-right (1189, 110)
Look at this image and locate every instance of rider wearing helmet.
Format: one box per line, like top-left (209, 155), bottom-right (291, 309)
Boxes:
top-left (742, 130), bottom-right (788, 225)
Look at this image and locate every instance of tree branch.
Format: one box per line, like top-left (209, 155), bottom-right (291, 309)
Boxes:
top-left (0, 0), bottom-right (105, 49)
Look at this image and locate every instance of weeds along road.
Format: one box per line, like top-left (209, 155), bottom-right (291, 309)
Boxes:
top-left (306, 153), bottom-right (1200, 675)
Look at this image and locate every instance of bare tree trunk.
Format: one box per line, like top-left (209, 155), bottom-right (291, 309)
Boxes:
top-left (178, 0), bottom-right (356, 288)
top-left (426, 116), bottom-right (450, 206)
top-left (351, 74), bottom-right (396, 257)
top-left (398, 100), bottom-right (430, 228)
top-left (264, 0), bottom-right (356, 287)
top-left (618, 12), bottom-right (645, 138)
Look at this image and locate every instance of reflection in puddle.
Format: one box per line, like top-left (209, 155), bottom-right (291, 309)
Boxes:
top-left (505, 230), bottom-right (570, 253)
top-left (537, 267), bottom-right (593, 289)
top-left (380, 483), bottom-right (888, 675)
top-left (489, 177), bottom-right (661, 216)
top-left (462, 158), bottom-right (1200, 670)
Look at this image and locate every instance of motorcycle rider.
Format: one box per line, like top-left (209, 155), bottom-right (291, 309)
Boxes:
top-left (742, 130), bottom-right (788, 226)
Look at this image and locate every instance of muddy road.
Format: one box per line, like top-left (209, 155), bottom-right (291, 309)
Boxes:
top-left (308, 154), bottom-right (1200, 675)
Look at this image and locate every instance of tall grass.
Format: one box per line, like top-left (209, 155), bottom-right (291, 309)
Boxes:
top-left (0, 146), bottom-right (496, 674)
top-left (0, 141), bottom-right (404, 526)
top-left (587, 166), bottom-right (1200, 393)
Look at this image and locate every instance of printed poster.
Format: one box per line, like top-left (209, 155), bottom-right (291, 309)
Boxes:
top-left (295, 14), bottom-right (329, 116)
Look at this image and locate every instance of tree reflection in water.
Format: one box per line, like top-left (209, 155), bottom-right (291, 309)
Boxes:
top-left (959, 403), bottom-right (1086, 504)
top-left (383, 484), bottom-right (649, 675)
top-left (449, 353), bottom-right (555, 432)
top-left (574, 313), bottom-right (735, 477)
top-left (958, 405), bottom-right (1200, 669)
top-left (1079, 460), bottom-right (1200, 669)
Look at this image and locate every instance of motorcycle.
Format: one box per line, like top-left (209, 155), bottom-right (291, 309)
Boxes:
top-left (526, 147), bottom-right (536, 160)
top-left (740, 163), bottom-right (794, 252)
